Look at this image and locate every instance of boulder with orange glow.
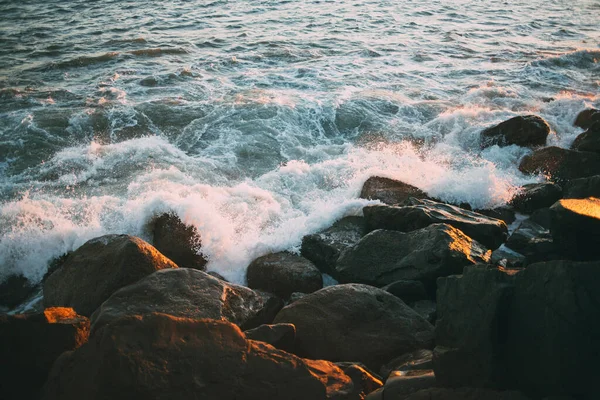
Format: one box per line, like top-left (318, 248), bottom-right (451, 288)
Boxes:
top-left (549, 197), bottom-right (600, 260)
top-left (43, 235), bottom-right (178, 316)
top-left (151, 212), bottom-right (207, 270)
top-left (360, 176), bottom-right (430, 205)
top-left (1, 307), bottom-right (89, 400)
top-left (42, 313), bottom-right (370, 400)
top-left (518, 146), bottom-right (600, 182)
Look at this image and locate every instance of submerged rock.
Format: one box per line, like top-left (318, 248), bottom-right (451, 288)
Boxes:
top-left (246, 252), bottom-right (322, 299)
top-left (44, 235), bottom-right (178, 316)
top-left (480, 115), bottom-right (550, 149)
top-left (43, 313), bottom-right (362, 400)
top-left (274, 284), bottom-right (434, 370)
top-left (549, 197), bottom-right (600, 260)
top-left (509, 183), bottom-right (562, 214)
top-left (563, 175), bottom-right (600, 198)
top-left (151, 213), bottom-right (207, 270)
top-left (364, 199), bottom-right (508, 250)
top-left (336, 225), bottom-right (490, 286)
top-left (1, 307), bottom-right (89, 400)
top-left (360, 176), bottom-right (429, 205)
top-left (518, 146), bottom-right (600, 182)
top-left (574, 108), bottom-right (600, 130)
top-left (571, 121), bottom-right (600, 153)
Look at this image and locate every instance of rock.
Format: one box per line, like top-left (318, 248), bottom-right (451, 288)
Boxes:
top-left (273, 284), bottom-right (434, 370)
top-left (529, 207), bottom-right (553, 228)
top-left (334, 362), bottom-right (383, 396)
top-left (571, 121), bottom-right (600, 153)
top-left (490, 245), bottom-right (526, 269)
top-left (0, 274), bottom-right (36, 310)
top-left (411, 300), bottom-right (436, 324)
top-left (336, 225), bottom-right (490, 286)
top-left (0, 307), bottom-right (89, 400)
top-left (480, 115), bottom-right (550, 149)
top-left (301, 216), bottom-right (365, 275)
top-left (367, 387), bottom-right (532, 400)
top-left (44, 235), bottom-right (178, 316)
top-left (151, 213), bottom-right (207, 270)
top-left (509, 183), bottom-right (562, 214)
top-left (574, 108), bottom-right (600, 130)
top-left (90, 268), bottom-right (281, 334)
top-left (380, 349), bottom-right (433, 380)
top-left (364, 199), bottom-right (508, 250)
top-left (246, 252), bottom-right (323, 299)
top-left (382, 280), bottom-right (430, 303)
top-left (366, 370), bottom-right (436, 400)
top-left (504, 219), bottom-right (559, 264)
top-left (548, 198), bottom-right (600, 261)
top-left (244, 323), bottom-right (296, 353)
top-left (288, 292), bottom-right (308, 304)
top-left (43, 313), bottom-right (361, 400)
top-left (475, 207), bottom-right (516, 226)
top-left (563, 175), bottom-right (600, 198)
top-left (434, 265), bottom-right (516, 388)
top-left (360, 176), bottom-right (429, 205)
top-left (518, 146), bottom-right (600, 182)
top-left (507, 260), bottom-right (600, 398)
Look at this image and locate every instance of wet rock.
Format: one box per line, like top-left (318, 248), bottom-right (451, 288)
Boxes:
top-left (509, 183), bottom-right (562, 214)
top-left (574, 108), bottom-right (600, 130)
top-left (244, 323), bottom-right (296, 353)
top-left (480, 115), bottom-right (550, 149)
top-left (368, 387), bottom-right (532, 400)
top-left (380, 349), bottom-right (433, 380)
top-left (336, 225), bottom-right (490, 286)
top-left (549, 198), bottom-right (600, 260)
top-left (43, 313), bottom-right (361, 400)
top-left (571, 121), bottom-right (600, 153)
top-left (151, 213), bottom-right (207, 270)
top-left (507, 260), bottom-right (600, 398)
top-left (360, 176), bottom-right (429, 205)
top-left (364, 199), bottom-right (508, 250)
top-left (301, 216), bottom-right (365, 275)
top-left (490, 245), bottom-right (526, 269)
top-left (246, 252), bottom-right (322, 299)
top-left (44, 235), bottom-right (178, 316)
top-left (1, 307), bottom-right (89, 400)
top-left (366, 370), bottom-right (436, 400)
top-left (434, 265), bottom-right (516, 388)
top-left (334, 362), bottom-right (383, 396)
top-left (382, 280), bottom-right (429, 303)
top-left (0, 274), bottom-right (36, 310)
top-left (563, 175), bottom-right (600, 198)
top-left (274, 284), bottom-right (434, 370)
top-left (505, 219), bottom-right (559, 264)
top-left (90, 268), bottom-right (279, 334)
top-left (475, 206), bottom-right (516, 226)
top-left (411, 300), bottom-right (436, 324)
top-left (518, 146), bottom-right (600, 182)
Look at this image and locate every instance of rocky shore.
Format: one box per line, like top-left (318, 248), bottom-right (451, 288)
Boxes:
top-left (2, 109), bottom-right (600, 400)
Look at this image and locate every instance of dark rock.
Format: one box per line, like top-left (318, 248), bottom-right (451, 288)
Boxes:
top-left (367, 387), bottom-right (532, 400)
top-left (571, 121), bottom-right (600, 153)
top-left (505, 219), bottom-right (559, 264)
top-left (151, 213), bottom-right (207, 270)
top-left (246, 252), bottom-right (322, 299)
top-left (207, 270), bottom-right (228, 281)
top-left (574, 108), bottom-right (600, 130)
top-left (563, 175), bottom-right (600, 198)
top-left (366, 370), bottom-right (436, 400)
top-left (44, 235), bottom-right (178, 316)
top-left (509, 183), bottom-right (562, 214)
top-left (360, 176), bottom-right (429, 205)
top-left (490, 246), bottom-right (526, 269)
top-left (301, 216), bottom-right (365, 275)
top-left (518, 146), bottom-right (600, 182)
top-left (549, 198), bottom-right (600, 261)
top-left (434, 265), bottom-right (516, 388)
top-left (529, 207), bottom-right (553, 229)
top-left (507, 260), bottom-right (600, 398)
top-left (288, 292), bottom-right (308, 304)
top-left (364, 199), bottom-right (508, 250)
top-left (475, 207), bottom-right (516, 226)
top-left (0, 274), bottom-right (36, 310)
top-left (411, 300), bottom-right (436, 324)
top-left (334, 362), bottom-right (383, 396)
top-left (382, 280), bottom-right (429, 303)
top-left (336, 225), bottom-right (490, 286)
top-left (244, 323), bottom-right (296, 353)
top-left (380, 349), bottom-right (433, 380)
top-left (273, 284), bottom-right (434, 370)
top-left (90, 268), bottom-right (279, 334)
top-left (480, 115), bottom-right (550, 149)
top-left (43, 313), bottom-right (361, 400)
top-left (0, 307), bottom-right (89, 400)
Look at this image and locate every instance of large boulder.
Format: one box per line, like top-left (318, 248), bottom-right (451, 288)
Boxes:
top-left (504, 219), bottom-right (559, 265)
top-left (151, 213), bottom-right (207, 270)
top-left (563, 175), bottom-right (600, 198)
top-left (0, 307), bottom-right (89, 400)
top-left (43, 313), bottom-right (363, 400)
top-left (549, 198), bottom-right (600, 261)
top-left (434, 265), bottom-right (516, 388)
top-left (301, 216), bottom-right (365, 275)
top-left (246, 252), bottom-right (322, 299)
top-left (364, 199), bottom-right (508, 250)
top-left (507, 260), bottom-right (600, 398)
top-left (90, 268), bottom-right (281, 334)
top-left (571, 121), bottom-right (600, 153)
top-left (574, 108), bottom-right (600, 130)
top-left (360, 176), bottom-right (429, 205)
top-left (44, 235), bottom-right (178, 316)
top-left (368, 387), bottom-right (531, 400)
top-left (336, 225), bottom-right (490, 286)
top-left (518, 146), bottom-right (600, 182)
top-left (273, 284), bottom-right (434, 370)
top-left (244, 323), bottom-right (296, 353)
top-left (509, 183), bottom-right (562, 214)
top-left (382, 280), bottom-right (430, 304)
top-left (480, 115), bottom-right (550, 149)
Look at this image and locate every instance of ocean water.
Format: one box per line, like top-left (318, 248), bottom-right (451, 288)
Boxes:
top-left (0, 0), bottom-right (598, 285)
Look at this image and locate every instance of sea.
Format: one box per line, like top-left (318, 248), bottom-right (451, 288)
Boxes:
top-left (1, 0), bottom-right (598, 285)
